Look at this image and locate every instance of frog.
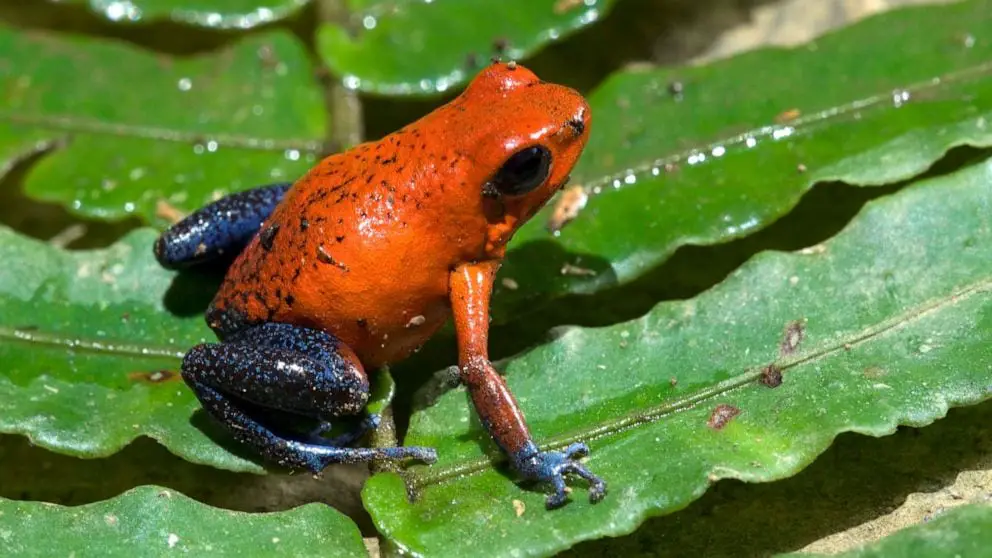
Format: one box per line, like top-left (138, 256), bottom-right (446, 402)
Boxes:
top-left (154, 61), bottom-right (606, 509)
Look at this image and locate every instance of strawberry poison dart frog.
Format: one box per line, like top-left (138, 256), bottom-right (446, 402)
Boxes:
top-left (154, 62), bottom-right (605, 508)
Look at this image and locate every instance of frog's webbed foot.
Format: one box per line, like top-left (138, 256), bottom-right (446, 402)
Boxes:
top-left (182, 322), bottom-right (436, 472)
top-left (513, 442), bottom-right (607, 509)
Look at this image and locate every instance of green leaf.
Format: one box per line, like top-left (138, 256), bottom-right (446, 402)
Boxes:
top-left (0, 485), bottom-right (365, 556)
top-left (789, 504), bottom-right (992, 558)
top-left (363, 155), bottom-right (992, 555)
top-left (317, 0), bottom-right (619, 96)
top-left (0, 226), bottom-right (262, 472)
top-left (0, 26), bottom-right (324, 224)
top-left (66, 0), bottom-right (309, 28)
top-left (491, 0), bottom-right (992, 321)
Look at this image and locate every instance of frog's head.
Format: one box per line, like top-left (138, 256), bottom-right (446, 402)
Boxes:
top-left (450, 61), bottom-right (592, 255)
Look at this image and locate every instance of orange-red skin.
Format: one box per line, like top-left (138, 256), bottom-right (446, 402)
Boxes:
top-left (209, 63), bottom-right (591, 377)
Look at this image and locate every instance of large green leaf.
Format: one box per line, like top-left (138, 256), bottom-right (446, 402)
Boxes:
top-left (0, 27), bottom-right (324, 224)
top-left (0, 485), bottom-right (365, 556)
top-left (363, 155), bottom-right (992, 555)
top-left (66, 0), bottom-right (309, 28)
top-left (317, 0), bottom-right (619, 96)
top-left (790, 504), bottom-right (992, 558)
top-left (491, 0), bottom-right (992, 322)
top-left (0, 226), bottom-right (262, 472)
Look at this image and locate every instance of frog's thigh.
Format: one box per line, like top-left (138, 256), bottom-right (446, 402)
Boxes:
top-left (182, 323), bottom-right (438, 471)
top-left (154, 182), bottom-right (291, 269)
top-left (182, 322), bottom-right (370, 419)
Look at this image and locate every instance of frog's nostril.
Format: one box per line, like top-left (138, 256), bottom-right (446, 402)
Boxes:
top-left (566, 117), bottom-right (585, 137)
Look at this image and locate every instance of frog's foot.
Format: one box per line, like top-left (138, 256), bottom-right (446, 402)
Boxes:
top-left (512, 442), bottom-right (607, 509)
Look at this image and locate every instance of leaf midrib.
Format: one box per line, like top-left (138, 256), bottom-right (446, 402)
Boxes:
top-left (0, 112), bottom-right (324, 153)
top-left (0, 325), bottom-right (184, 361)
top-left (576, 60), bottom-right (992, 192)
top-left (407, 273), bottom-right (992, 490)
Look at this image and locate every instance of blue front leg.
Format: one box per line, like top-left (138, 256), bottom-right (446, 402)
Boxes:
top-left (182, 322), bottom-right (437, 472)
top-left (154, 182), bottom-right (291, 270)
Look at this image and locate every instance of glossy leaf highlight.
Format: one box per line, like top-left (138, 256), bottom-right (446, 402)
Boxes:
top-left (317, 0), bottom-right (619, 96)
top-left (0, 27), bottom-right (324, 224)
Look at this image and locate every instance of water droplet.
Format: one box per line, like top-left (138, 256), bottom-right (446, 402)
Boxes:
top-left (419, 78), bottom-right (432, 92)
top-left (435, 75), bottom-right (453, 93)
top-left (104, 1), bottom-right (142, 22)
top-left (892, 89), bottom-right (910, 108)
top-left (177, 77), bottom-right (192, 91)
top-left (772, 127), bottom-right (794, 140)
top-left (612, 179), bottom-right (622, 189)
top-left (711, 145), bottom-right (726, 157)
top-left (129, 167), bottom-right (146, 181)
top-left (207, 140), bottom-right (219, 152)
top-left (623, 173), bottom-right (636, 185)
top-left (963, 34), bottom-right (975, 48)
top-left (284, 149), bottom-right (300, 161)
top-left (343, 75), bottom-right (361, 90)
top-left (256, 8), bottom-right (274, 22)
top-left (579, 9), bottom-right (599, 24)
top-left (651, 167), bottom-right (660, 176)
top-left (688, 152), bottom-right (706, 165)
top-left (124, 202), bottom-right (135, 213)
top-left (745, 137), bottom-right (757, 148)
top-left (363, 15), bottom-right (377, 29)
top-left (193, 144), bottom-right (205, 155)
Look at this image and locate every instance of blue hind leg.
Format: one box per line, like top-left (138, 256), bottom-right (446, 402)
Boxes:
top-left (181, 322), bottom-right (437, 472)
top-left (154, 182), bottom-right (291, 270)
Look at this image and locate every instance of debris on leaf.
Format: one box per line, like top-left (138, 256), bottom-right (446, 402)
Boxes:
top-left (512, 499), bottom-right (526, 517)
top-left (547, 185), bottom-right (588, 233)
top-left (707, 404), bottom-right (741, 430)
top-left (780, 320), bottom-right (806, 356)
top-left (759, 364), bottom-right (783, 388)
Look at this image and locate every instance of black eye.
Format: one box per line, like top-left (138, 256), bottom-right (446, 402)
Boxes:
top-left (485, 146), bottom-right (552, 197)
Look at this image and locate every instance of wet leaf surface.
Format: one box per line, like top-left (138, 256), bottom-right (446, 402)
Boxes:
top-left (364, 156), bottom-right (992, 556)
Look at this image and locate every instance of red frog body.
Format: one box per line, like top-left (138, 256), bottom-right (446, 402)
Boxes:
top-left (155, 62), bottom-right (605, 509)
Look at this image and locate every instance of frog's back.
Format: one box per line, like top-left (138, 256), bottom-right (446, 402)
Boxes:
top-left (207, 119), bottom-right (489, 368)
top-left (206, 61), bottom-right (589, 367)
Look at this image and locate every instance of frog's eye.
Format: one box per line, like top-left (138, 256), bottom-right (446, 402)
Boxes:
top-left (486, 146), bottom-right (552, 197)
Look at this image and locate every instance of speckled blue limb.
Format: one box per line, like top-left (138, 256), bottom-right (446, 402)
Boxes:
top-left (306, 413), bottom-right (381, 447)
top-left (154, 182), bottom-right (291, 269)
top-left (182, 322), bottom-right (437, 472)
top-left (512, 441), bottom-right (607, 509)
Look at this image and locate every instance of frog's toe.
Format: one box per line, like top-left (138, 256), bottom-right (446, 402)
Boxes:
top-left (513, 442), bottom-right (607, 509)
top-left (377, 445), bottom-right (437, 464)
top-left (561, 458), bottom-right (607, 504)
